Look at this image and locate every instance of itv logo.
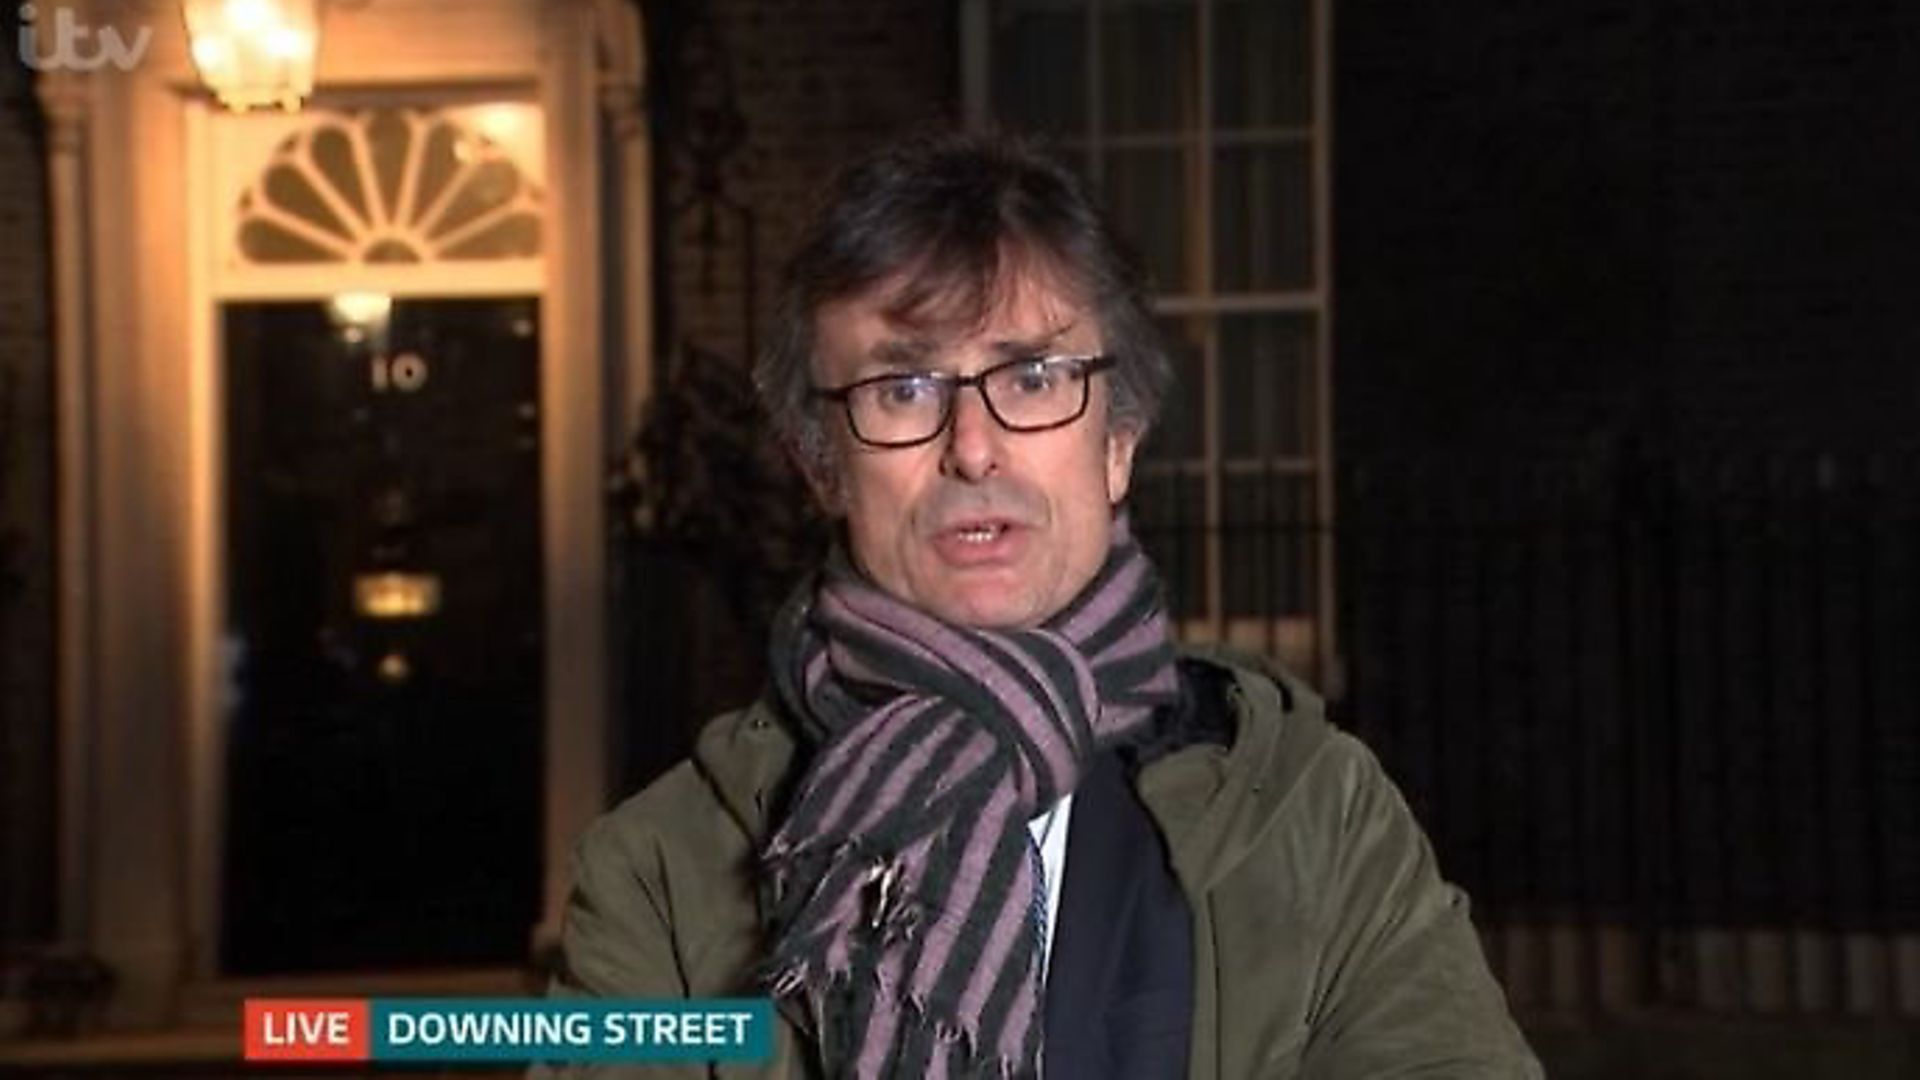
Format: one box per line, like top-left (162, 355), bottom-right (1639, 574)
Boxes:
top-left (16, 3), bottom-right (154, 73)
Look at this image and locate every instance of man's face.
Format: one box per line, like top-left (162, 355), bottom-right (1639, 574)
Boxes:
top-left (809, 270), bottom-right (1140, 629)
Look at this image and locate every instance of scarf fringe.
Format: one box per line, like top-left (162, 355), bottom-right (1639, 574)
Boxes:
top-left (772, 951), bottom-right (1036, 1078)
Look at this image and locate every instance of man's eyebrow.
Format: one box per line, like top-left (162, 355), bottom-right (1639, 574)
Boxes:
top-left (856, 322), bottom-right (1078, 372)
top-left (987, 322), bottom-right (1075, 357)
top-left (866, 339), bottom-right (938, 368)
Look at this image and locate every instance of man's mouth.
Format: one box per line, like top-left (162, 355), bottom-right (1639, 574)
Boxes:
top-left (954, 522), bottom-right (1009, 544)
top-left (931, 518), bottom-right (1027, 565)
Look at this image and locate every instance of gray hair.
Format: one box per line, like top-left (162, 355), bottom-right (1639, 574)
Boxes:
top-left (755, 131), bottom-right (1172, 487)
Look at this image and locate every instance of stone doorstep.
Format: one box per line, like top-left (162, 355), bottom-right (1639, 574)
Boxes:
top-left (0, 1026), bottom-right (237, 1067)
top-left (173, 965), bottom-right (535, 1027)
top-left (1521, 1010), bottom-right (1920, 1080)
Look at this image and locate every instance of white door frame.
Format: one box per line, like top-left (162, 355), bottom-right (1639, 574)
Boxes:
top-left (38, 0), bottom-right (649, 1022)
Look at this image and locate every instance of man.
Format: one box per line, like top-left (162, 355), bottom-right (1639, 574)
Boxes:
top-left (548, 132), bottom-right (1542, 1079)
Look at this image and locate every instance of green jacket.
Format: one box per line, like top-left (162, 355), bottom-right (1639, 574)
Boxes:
top-left (547, 645), bottom-right (1543, 1078)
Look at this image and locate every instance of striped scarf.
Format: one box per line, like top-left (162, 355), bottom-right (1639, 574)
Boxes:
top-left (761, 515), bottom-right (1180, 1079)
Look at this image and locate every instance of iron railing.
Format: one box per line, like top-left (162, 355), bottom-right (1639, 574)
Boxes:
top-left (1138, 447), bottom-right (1920, 1015)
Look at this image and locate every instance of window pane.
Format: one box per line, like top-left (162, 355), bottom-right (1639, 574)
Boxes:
top-left (1099, 0), bottom-right (1196, 135)
top-left (1104, 147), bottom-right (1190, 291)
top-left (992, 3), bottom-right (1086, 136)
top-left (434, 160), bottom-right (523, 238)
top-left (441, 214), bottom-right (541, 259)
top-left (1223, 472), bottom-right (1315, 617)
top-left (1129, 469), bottom-right (1207, 621)
top-left (1141, 315), bottom-right (1205, 462)
top-left (239, 219), bottom-right (341, 263)
top-left (1214, 0), bottom-right (1312, 130)
top-left (1220, 313), bottom-right (1314, 459)
top-left (264, 163), bottom-right (351, 242)
top-left (368, 110), bottom-right (410, 223)
top-left (312, 127), bottom-right (370, 227)
top-left (1214, 141), bottom-right (1313, 291)
top-left (417, 125), bottom-right (464, 223)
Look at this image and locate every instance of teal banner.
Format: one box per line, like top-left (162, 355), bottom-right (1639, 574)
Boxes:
top-left (368, 998), bottom-right (775, 1062)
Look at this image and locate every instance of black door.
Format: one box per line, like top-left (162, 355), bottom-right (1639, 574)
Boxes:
top-left (220, 296), bottom-right (543, 973)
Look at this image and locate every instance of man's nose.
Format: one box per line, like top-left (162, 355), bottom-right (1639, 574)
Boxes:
top-left (939, 384), bottom-right (1002, 481)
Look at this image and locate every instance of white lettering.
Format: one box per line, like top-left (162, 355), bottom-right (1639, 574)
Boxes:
top-left (597, 1010), bottom-right (754, 1049)
top-left (387, 1013), bottom-right (417, 1045)
top-left (388, 1009), bottom-right (597, 1047)
top-left (315, 1012), bottom-right (348, 1045)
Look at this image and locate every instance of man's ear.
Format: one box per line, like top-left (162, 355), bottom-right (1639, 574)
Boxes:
top-left (1105, 422), bottom-right (1142, 505)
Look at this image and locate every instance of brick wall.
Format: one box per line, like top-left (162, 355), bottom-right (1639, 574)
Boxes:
top-left (648, 0), bottom-right (958, 372)
top-left (0, 1), bottom-right (56, 949)
top-left (1335, 0), bottom-right (1920, 461)
top-left (1335, 0), bottom-right (1663, 463)
top-left (617, 0), bottom-right (956, 785)
top-left (1331, 0), bottom-right (1920, 948)
top-left (1663, 0), bottom-right (1920, 450)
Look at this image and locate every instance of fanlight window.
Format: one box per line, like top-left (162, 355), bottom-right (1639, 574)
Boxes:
top-left (234, 108), bottom-right (543, 265)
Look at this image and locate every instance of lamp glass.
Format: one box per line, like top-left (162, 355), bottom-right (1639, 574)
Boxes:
top-left (181, 0), bottom-right (320, 112)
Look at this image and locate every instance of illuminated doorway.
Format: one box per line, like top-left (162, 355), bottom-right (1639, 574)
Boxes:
top-left (205, 103), bottom-right (549, 972)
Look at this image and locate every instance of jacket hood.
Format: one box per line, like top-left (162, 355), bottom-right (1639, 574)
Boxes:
top-left (1138, 642), bottom-right (1339, 895)
top-left (689, 642), bottom-right (1339, 892)
top-left (689, 696), bottom-right (795, 846)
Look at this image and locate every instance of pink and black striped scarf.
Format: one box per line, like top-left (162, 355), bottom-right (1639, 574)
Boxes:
top-left (761, 515), bottom-right (1180, 1079)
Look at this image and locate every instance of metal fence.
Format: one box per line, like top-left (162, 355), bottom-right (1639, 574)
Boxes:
top-left (1139, 448), bottom-right (1920, 1016)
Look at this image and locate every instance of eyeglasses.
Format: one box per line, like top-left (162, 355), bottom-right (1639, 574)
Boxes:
top-left (811, 354), bottom-right (1117, 449)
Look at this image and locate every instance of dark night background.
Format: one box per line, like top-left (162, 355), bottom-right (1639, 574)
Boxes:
top-left (3, 0), bottom-right (1918, 1075)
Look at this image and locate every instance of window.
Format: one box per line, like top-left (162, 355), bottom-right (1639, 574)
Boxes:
top-left (965, 0), bottom-right (1336, 684)
top-left (210, 102), bottom-right (547, 299)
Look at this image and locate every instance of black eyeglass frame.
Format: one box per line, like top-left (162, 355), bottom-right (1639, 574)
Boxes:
top-left (809, 353), bottom-right (1118, 449)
